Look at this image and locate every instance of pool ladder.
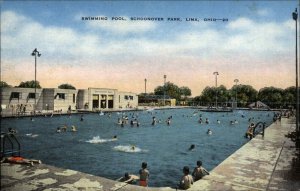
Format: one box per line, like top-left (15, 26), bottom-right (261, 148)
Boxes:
top-left (0, 132), bottom-right (21, 158)
top-left (253, 122), bottom-right (265, 138)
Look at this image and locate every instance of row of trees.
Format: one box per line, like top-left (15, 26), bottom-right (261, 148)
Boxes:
top-left (193, 85), bottom-right (297, 108)
top-left (1, 80), bottom-right (298, 109)
top-left (143, 82), bottom-right (297, 109)
top-left (0, 81), bottom-right (76, 89)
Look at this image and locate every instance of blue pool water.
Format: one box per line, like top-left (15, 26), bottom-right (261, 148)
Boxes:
top-left (1, 108), bottom-right (274, 187)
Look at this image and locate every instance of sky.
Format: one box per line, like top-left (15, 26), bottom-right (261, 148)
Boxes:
top-left (1, 0), bottom-right (299, 96)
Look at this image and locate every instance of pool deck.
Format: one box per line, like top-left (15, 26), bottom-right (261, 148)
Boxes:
top-left (1, 117), bottom-right (299, 191)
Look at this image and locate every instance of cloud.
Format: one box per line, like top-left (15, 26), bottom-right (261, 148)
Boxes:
top-left (82, 15), bottom-right (157, 34)
top-left (257, 8), bottom-right (271, 16)
top-left (1, 10), bottom-right (296, 94)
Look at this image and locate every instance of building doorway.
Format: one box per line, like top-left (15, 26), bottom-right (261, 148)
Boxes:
top-left (101, 95), bottom-right (107, 109)
top-left (92, 94), bottom-right (99, 109)
top-left (108, 95), bottom-right (114, 108)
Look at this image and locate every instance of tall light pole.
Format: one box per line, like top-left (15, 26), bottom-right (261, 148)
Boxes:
top-left (31, 48), bottom-right (41, 114)
top-left (213, 72), bottom-right (219, 108)
top-left (234, 79), bottom-right (239, 108)
top-left (164, 75), bottom-right (167, 106)
top-left (144, 78), bottom-right (147, 94)
top-left (293, 8), bottom-right (299, 133)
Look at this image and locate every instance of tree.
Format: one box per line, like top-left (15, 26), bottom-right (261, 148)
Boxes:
top-left (197, 86), bottom-right (216, 105)
top-left (180, 86), bottom-right (192, 97)
top-left (154, 82), bottom-right (191, 102)
top-left (230, 84), bottom-right (257, 107)
top-left (0, 81), bottom-right (12, 88)
top-left (17, 80), bottom-right (42, 88)
top-left (195, 85), bottom-right (230, 106)
top-left (258, 87), bottom-right (284, 108)
top-left (282, 86), bottom-right (296, 108)
top-left (58, 84), bottom-right (76, 90)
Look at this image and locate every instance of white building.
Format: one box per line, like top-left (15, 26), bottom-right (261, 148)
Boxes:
top-left (0, 87), bottom-right (138, 117)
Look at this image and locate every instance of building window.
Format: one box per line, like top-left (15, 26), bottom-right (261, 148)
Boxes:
top-left (73, 94), bottom-right (75, 103)
top-left (11, 92), bottom-right (21, 99)
top-left (124, 95), bottom-right (128, 100)
top-left (55, 93), bottom-right (65, 99)
top-left (129, 96), bottom-right (134, 100)
top-left (28, 93), bottom-right (36, 99)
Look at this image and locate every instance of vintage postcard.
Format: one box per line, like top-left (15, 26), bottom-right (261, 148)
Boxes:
top-left (1, 1), bottom-right (299, 190)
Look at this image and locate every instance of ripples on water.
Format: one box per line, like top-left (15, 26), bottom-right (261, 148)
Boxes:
top-left (1, 109), bottom-right (274, 187)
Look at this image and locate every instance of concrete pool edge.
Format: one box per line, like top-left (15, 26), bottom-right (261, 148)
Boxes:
top-left (1, 117), bottom-right (298, 191)
top-left (189, 117), bottom-right (299, 191)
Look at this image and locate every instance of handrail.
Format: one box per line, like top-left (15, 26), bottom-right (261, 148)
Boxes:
top-left (1, 133), bottom-right (21, 157)
top-left (253, 122), bottom-right (265, 138)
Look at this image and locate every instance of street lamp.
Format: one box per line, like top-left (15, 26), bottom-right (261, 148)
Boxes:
top-left (144, 78), bottom-right (147, 94)
top-left (213, 72), bottom-right (219, 108)
top-left (31, 48), bottom-right (41, 114)
top-left (292, 8), bottom-right (299, 133)
top-left (164, 75), bottom-right (167, 106)
top-left (234, 79), bottom-right (239, 108)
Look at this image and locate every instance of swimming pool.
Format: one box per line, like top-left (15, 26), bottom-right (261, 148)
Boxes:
top-left (1, 108), bottom-right (274, 187)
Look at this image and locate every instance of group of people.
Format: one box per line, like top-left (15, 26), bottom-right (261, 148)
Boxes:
top-left (118, 161), bottom-right (209, 190)
top-left (178, 161), bottom-right (210, 190)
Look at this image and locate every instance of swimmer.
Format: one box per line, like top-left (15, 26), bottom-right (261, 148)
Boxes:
top-left (205, 118), bottom-right (209, 124)
top-left (131, 145), bottom-right (135, 150)
top-left (118, 172), bottom-right (138, 184)
top-left (152, 117), bottom-right (156, 126)
top-left (71, 125), bottom-right (77, 132)
top-left (230, 121), bottom-right (235, 125)
top-left (8, 128), bottom-right (17, 134)
top-left (217, 120), bottom-right (221, 124)
top-left (61, 125), bottom-right (67, 132)
top-left (56, 127), bottom-right (61, 133)
top-left (234, 120), bottom-right (238, 124)
top-left (198, 118), bottom-right (203, 124)
top-left (113, 135), bottom-right (118, 139)
top-left (80, 115), bottom-right (84, 121)
top-left (245, 123), bottom-right (255, 139)
top-left (167, 118), bottom-right (171, 125)
top-left (188, 144), bottom-right (195, 151)
top-left (207, 129), bottom-right (212, 135)
top-left (117, 118), bottom-right (122, 124)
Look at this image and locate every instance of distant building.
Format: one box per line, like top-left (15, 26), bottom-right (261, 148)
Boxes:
top-left (0, 87), bottom-right (138, 117)
top-left (138, 94), bottom-right (176, 106)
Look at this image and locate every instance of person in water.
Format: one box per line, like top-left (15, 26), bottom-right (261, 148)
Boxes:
top-left (207, 129), bottom-right (212, 135)
top-left (151, 117), bottom-right (156, 126)
top-left (178, 166), bottom-right (193, 190)
top-left (118, 172), bottom-right (137, 184)
top-left (56, 127), bottom-right (61, 133)
top-left (189, 144), bottom-right (195, 151)
top-left (8, 128), bottom-right (17, 134)
top-left (192, 160), bottom-right (210, 181)
top-left (71, 125), bottom-right (77, 132)
top-left (245, 123), bottom-right (255, 139)
top-left (139, 162), bottom-right (149, 187)
top-left (61, 125), bottom-right (67, 132)
top-left (205, 118), bottom-right (209, 124)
